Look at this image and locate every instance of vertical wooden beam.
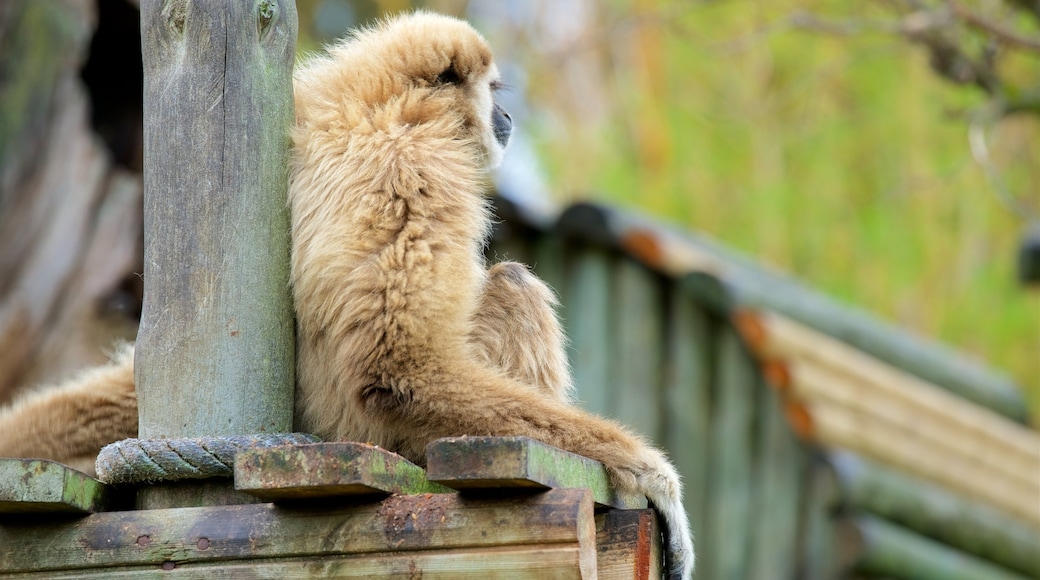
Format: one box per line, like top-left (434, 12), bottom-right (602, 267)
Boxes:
top-left (702, 325), bottom-right (756, 580)
top-left (662, 292), bottom-right (712, 564)
top-left (613, 257), bottom-right (663, 439)
top-left (565, 246), bottom-right (615, 416)
top-left (136, 0), bottom-right (297, 438)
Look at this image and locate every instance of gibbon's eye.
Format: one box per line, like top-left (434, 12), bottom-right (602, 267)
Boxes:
top-left (436, 66), bottom-right (461, 85)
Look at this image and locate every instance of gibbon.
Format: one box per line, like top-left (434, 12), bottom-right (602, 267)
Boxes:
top-left (0, 12), bottom-right (693, 579)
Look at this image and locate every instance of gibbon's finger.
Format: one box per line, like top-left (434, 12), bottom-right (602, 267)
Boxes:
top-left (362, 364), bottom-right (694, 579)
top-left (470, 262), bottom-right (573, 402)
top-left (0, 345), bottom-right (137, 475)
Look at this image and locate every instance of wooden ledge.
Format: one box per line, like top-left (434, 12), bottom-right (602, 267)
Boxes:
top-left (234, 442), bottom-right (451, 501)
top-left (0, 458), bottom-right (121, 515)
top-left (426, 436), bottom-right (648, 510)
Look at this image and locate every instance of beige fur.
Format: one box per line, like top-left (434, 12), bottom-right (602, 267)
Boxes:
top-left (0, 12), bottom-right (692, 579)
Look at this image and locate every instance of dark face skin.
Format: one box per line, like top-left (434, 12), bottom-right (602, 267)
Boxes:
top-left (492, 103), bottom-right (512, 148)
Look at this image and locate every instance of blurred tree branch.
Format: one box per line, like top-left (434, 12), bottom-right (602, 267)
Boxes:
top-left (787, 1), bottom-right (1040, 117)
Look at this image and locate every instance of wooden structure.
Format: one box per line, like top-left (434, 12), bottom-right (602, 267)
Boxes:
top-left (483, 196), bottom-right (1040, 580)
top-left (0, 1), bottom-right (662, 578)
top-left (1, 1), bottom-right (1038, 578)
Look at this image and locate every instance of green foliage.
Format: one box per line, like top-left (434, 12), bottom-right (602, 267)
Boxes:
top-left (528, 1), bottom-right (1040, 414)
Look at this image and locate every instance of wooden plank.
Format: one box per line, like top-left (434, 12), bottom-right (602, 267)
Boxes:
top-left (595, 509), bottom-right (663, 580)
top-left (425, 436), bottom-right (646, 510)
top-left (564, 246), bottom-right (615, 416)
top-left (612, 258), bottom-right (663, 439)
top-left (136, 0), bottom-right (297, 437)
top-left (234, 442), bottom-right (451, 500)
top-left (0, 488), bottom-right (596, 574)
top-left (798, 458), bottom-right (843, 580)
top-left (0, 459), bottom-right (122, 515)
top-left (845, 514), bottom-right (1033, 580)
top-left (701, 326), bottom-right (757, 580)
top-left (6, 548), bottom-right (590, 579)
top-left (747, 377), bottom-right (806, 580)
top-left (806, 397), bottom-right (1040, 527)
top-left (662, 290), bottom-right (712, 551)
top-left (746, 310), bottom-right (1040, 470)
top-left (827, 451), bottom-right (1040, 577)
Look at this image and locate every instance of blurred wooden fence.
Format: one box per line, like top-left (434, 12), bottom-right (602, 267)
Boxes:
top-left (486, 196), bottom-right (1040, 580)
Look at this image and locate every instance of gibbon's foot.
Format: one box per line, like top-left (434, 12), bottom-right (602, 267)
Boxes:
top-left (470, 262), bottom-right (573, 401)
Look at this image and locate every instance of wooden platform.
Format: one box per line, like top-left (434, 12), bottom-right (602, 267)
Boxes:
top-left (0, 437), bottom-right (662, 579)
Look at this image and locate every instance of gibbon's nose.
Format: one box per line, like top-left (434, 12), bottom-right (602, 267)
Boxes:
top-left (492, 103), bottom-right (512, 148)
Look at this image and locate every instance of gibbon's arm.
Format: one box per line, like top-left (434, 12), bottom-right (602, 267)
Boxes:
top-left (0, 345), bottom-right (137, 476)
top-left (469, 262), bottom-right (574, 402)
top-left (361, 362), bottom-right (695, 580)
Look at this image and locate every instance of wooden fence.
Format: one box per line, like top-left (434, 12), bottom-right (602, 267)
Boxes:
top-left (486, 196), bottom-right (1040, 580)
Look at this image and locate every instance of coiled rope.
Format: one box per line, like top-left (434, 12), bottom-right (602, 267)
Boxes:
top-left (95, 433), bottom-right (319, 484)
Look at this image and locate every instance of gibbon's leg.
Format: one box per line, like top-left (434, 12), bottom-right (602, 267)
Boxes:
top-left (0, 345), bottom-right (137, 476)
top-left (362, 364), bottom-right (694, 580)
top-left (469, 262), bottom-right (573, 402)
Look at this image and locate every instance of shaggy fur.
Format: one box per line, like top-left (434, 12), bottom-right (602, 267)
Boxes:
top-left (0, 12), bottom-right (693, 579)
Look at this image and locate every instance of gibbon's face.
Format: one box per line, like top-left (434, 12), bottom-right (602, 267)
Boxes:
top-left (446, 62), bottom-right (512, 169)
top-left (299, 13), bottom-right (514, 169)
top-left (365, 12), bottom-right (512, 168)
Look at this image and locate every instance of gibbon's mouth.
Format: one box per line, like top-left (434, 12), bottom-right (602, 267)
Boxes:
top-left (492, 104), bottom-right (512, 148)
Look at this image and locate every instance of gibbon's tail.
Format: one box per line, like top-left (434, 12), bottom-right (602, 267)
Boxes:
top-left (362, 364), bottom-right (695, 580)
top-left (0, 345), bottom-right (137, 476)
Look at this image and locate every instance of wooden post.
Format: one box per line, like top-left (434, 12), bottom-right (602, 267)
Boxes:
top-left (136, 0), bottom-right (297, 439)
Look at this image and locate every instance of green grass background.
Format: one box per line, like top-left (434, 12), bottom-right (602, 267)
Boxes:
top-left (521, 1), bottom-right (1040, 415)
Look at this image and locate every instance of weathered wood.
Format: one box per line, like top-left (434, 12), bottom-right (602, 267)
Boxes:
top-left (136, 0), bottom-right (298, 438)
top-left (135, 481), bottom-right (261, 510)
top-left (662, 290), bottom-right (712, 551)
top-left (744, 309), bottom-right (1040, 476)
top-left (843, 514), bottom-right (1032, 580)
top-left (564, 247), bottom-right (615, 416)
top-left (0, 488), bottom-right (597, 577)
top-left (234, 442), bottom-right (451, 501)
top-left (701, 325), bottom-right (757, 580)
top-left (807, 397), bottom-right (1040, 526)
top-left (425, 436), bottom-right (647, 510)
top-left (612, 258), bottom-right (663, 438)
top-left (8, 548), bottom-right (591, 579)
top-left (595, 509), bottom-right (663, 580)
top-left (826, 451), bottom-right (1040, 577)
top-left (748, 375), bottom-right (806, 580)
top-left (0, 459), bottom-right (121, 515)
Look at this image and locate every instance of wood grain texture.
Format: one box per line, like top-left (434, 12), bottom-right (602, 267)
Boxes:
top-left (136, 0), bottom-right (298, 437)
top-left (595, 509), bottom-right (663, 580)
top-left (0, 488), bottom-right (597, 576)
